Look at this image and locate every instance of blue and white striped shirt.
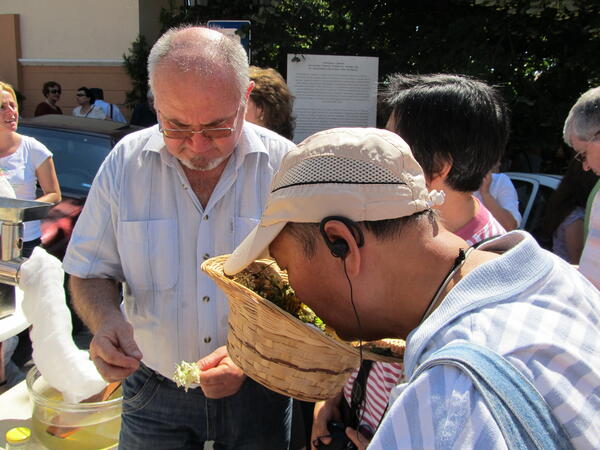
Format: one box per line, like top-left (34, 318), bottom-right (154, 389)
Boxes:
top-left (370, 231), bottom-right (600, 449)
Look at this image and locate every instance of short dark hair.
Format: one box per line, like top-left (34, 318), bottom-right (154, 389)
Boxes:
top-left (284, 211), bottom-right (435, 259)
top-left (77, 86), bottom-right (93, 100)
top-left (88, 87), bottom-right (104, 101)
top-left (42, 81), bottom-right (61, 96)
top-left (383, 74), bottom-right (510, 192)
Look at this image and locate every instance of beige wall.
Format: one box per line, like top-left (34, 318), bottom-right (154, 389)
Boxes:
top-left (0, 14), bottom-right (21, 88)
top-left (0, 1), bottom-right (175, 119)
top-left (0, 0), bottom-right (140, 60)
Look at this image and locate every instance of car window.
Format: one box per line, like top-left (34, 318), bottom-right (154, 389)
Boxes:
top-left (526, 185), bottom-right (555, 250)
top-left (19, 126), bottom-right (112, 197)
top-left (510, 179), bottom-right (535, 217)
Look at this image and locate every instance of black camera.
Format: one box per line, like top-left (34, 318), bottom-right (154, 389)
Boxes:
top-left (314, 421), bottom-right (357, 450)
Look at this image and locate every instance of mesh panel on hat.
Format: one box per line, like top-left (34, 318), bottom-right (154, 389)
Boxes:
top-left (272, 155), bottom-right (403, 192)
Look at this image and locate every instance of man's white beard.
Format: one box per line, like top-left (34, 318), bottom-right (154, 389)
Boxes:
top-left (180, 155), bottom-right (229, 171)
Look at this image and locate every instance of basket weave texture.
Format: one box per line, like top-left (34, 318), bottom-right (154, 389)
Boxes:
top-left (202, 255), bottom-right (365, 402)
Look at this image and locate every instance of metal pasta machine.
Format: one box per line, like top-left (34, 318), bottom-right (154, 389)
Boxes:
top-left (0, 197), bottom-right (53, 319)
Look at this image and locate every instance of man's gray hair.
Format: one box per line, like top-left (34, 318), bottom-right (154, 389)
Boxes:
top-left (148, 26), bottom-right (249, 100)
top-left (563, 86), bottom-right (600, 146)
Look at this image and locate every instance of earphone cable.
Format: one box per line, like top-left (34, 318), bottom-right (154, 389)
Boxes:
top-left (343, 258), bottom-right (367, 440)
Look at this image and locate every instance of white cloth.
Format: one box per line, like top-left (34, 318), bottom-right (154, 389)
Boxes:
top-left (63, 122), bottom-right (294, 380)
top-left (369, 231), bottom-right (600, 449)
top-left (0, 135), bottom-right (52, 241)
top-left (20, 247), bottom-right (107, 403)
top-left (580, 190), bottom-right (600, 289)
top-left (474, 172), bottom-right (522, 226)
top-left (72, 104), bottom-right (107, 119)
top-left (93, 99), bottom-right (127, 123)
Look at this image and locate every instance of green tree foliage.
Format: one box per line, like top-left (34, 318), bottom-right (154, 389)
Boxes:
top-left (125, 0), bottom-right (599, 172)
top-left (122, 34), bottom-right (151, 108)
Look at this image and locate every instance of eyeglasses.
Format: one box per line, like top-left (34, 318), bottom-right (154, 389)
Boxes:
top-left (75, 93), bottom-right (86, 97)
top-left (159, 104), bottom-right (241, 140)
top-left (48, 89), bottom-right (61, 94)
top-left (574, 151), bottom-right (587, 164)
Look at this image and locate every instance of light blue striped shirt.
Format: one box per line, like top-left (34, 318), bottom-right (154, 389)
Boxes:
top-left (63, 122), bottom-right (293, 380)
top-left (370, 231), bottom-right (600, 449)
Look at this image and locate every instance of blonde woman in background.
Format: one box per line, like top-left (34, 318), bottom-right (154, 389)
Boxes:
top-left (0, 81), bottom-right (61, 390)
top-left (0, 81), bottom-right (61, 255)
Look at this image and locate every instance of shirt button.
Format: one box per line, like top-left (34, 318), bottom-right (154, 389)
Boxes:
top-left (203, 253), bottom-right (210, 260)
top-left (204, 214), bottom-right (209, 220)
top-left (204, 336), bottom-right (212, 343)
top-left (202, 296), bottom-right (210, 302)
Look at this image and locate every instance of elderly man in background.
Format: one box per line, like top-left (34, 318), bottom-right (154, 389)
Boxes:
top-left (225, 127), bottom-right (600, 449)
top-left (563, 86), bottom-right (600, 289)
top-left (63, 26), bottom-right (294, 449)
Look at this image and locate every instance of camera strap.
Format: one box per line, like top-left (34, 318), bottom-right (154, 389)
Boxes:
top-left (348, 359), bottom-right (373, 428)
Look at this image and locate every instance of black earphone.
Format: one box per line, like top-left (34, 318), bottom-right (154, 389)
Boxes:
top-left (319, 216), bottom-right (365, 259)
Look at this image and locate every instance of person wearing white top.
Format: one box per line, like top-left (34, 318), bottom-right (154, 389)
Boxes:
top-left (0, 82), bottom-right (61, 253)
top-left (474, 168), bottom-right (522, 230)
top-left (72, 87), bottom-right (107, 120)
top-left (63, 27), bottom-right (294, 449)
top-left (0, 80), bottom-right (61, 390)
top-left (88, 87), bottom-right (127, 123)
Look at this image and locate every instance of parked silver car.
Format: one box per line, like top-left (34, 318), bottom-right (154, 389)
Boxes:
top-left (506, 172), bottom-right (562, 244)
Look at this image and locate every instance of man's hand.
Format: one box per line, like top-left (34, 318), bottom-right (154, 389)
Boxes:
top-left (197, 346), bottom-right (246, 399)
top-left (311, 393), bottom-right (343, 449)
top-left (89, 315), bottom-right (142, 382)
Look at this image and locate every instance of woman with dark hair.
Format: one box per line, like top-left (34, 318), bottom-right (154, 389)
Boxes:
top-left (542, 158), bottom-right (599, 264)
top-left (246, 66), bottom-right (295, 140)
top-left (34, 81), bottom-right (63, 116)
top-left (72, 86), bottom-right (106, 119)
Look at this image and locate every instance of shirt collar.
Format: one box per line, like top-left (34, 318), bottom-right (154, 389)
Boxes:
top-left (404, 231), bottom-right (553, 376)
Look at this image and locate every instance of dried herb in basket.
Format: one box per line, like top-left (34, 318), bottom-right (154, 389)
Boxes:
top-left (232, 262), bottom-right (327, 332)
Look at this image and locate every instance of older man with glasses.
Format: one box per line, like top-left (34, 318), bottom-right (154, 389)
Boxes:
top-left (62, 26), bottom-right (295, 449)
top-left (563, 86), bottom-right (600, 289)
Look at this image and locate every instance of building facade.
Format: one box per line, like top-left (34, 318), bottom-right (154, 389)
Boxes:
top-left (0, 0), bottom-right (171, 118)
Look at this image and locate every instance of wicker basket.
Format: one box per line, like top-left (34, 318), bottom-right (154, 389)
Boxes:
top-left (201, 255), bottom-right (401, 402)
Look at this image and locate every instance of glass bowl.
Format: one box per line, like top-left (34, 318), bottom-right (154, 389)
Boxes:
top-left (26, 366), bottom-right (122, 450)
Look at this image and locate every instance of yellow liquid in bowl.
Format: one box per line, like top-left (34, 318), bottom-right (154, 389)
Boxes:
top-left (27, 368), bottom-right (122, 450)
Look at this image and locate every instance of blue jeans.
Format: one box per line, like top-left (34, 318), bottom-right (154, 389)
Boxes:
top-left (120, 363), bottom-right (292, 449)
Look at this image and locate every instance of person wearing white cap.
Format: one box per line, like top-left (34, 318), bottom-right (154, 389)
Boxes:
top-left (63, 26), bottom-right (294, 449)
top-left (224, 127), bottom-right (600, 449)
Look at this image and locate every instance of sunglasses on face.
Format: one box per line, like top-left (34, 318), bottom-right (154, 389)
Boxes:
top-left (76, 93), bottom-right (86, 97)
top-left (49, 89), bottom-right (61, 94)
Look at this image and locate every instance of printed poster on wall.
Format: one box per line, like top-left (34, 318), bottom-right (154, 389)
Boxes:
top-left (287, 54), bottom-right (379, 143)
